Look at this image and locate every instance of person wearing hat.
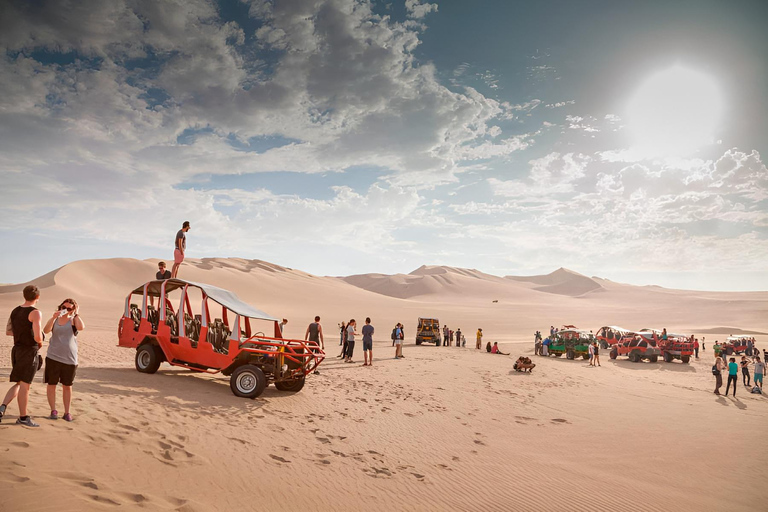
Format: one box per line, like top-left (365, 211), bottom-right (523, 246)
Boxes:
top-left (171, 221), bottom-right (191, 278)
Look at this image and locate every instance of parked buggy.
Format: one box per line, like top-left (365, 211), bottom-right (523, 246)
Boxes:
top-left (118, 279), bottom-right (324, 398)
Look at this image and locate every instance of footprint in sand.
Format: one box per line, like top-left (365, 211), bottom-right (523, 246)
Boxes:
top-left (551, 418), bottom-right (570, 424)
top-left (89, 494), bottom-right (121, 506)
top-left (269, 454), bottom-right (291, 463)
top-left (473, 439), bottom-right (486, 446)
top-left (11, 441), bottom-right (30, 448)
top-left (411, 473), bottom-right (425, 480)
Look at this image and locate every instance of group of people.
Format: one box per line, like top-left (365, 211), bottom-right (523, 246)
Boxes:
top-left (713, 352), bottom-right (764, 397)
top-left (441, 325), bottom-right (465, 347)
top-left (336, 318), bottom-right (375, 366)
top-left (1, 285), bottom-right (84, 427)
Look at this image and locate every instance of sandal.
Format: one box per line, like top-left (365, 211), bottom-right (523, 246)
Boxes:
top-left (63, 413), bottom-right (73, 422)
top-left (49, 410), bottom-right (58, 420)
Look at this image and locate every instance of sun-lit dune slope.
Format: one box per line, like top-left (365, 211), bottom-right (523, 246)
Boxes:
top-left (506, 267), bottom-right (603, 297)
top-left (1, 258), bottom-right (767, 350)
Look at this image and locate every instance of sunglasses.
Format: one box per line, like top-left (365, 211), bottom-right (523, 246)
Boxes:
top-left (61, 306), bottom-right (73, 311)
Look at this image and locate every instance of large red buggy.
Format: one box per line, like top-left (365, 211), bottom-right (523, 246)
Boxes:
top-left (118, 279), bottom-right (324, 398)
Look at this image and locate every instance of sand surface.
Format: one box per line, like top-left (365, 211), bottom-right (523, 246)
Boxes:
top-left (1, 258), bottom-right (766, 511)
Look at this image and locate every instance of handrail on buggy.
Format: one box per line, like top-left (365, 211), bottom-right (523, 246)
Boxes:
top-left (240, 336), bottom-right (325, 377)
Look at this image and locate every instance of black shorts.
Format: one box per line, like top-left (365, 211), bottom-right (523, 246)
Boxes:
top-left (363, 339), bottom-right (373, 351)
top-left (44, 357), bottom-right (77, 386)
top-left (10, 346), bottom-right (39, 384)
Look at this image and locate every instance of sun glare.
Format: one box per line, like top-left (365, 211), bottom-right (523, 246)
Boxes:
top-left (626, 65), bottom-right (724, 157)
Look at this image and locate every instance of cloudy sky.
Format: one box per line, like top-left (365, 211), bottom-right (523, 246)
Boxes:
top-left (1, 0), bottom-right (767, 290)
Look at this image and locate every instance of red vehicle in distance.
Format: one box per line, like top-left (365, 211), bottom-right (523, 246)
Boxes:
top-left (722, 335), bottom-right (752, 355)
top-left (596, 326), bottom-right (632, 350)
top-left (609, 331), bottom-right (662, 363)
top-left (638, 329), bottom-right (694, 363)
top-left (118, 279), bottom-right (324, 398)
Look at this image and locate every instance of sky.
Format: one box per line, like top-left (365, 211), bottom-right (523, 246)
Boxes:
top-left (1, 0), bottom-right (767, 291)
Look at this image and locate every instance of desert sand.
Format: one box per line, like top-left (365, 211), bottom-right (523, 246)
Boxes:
top-left (1, 258), bottom-right (766, 512)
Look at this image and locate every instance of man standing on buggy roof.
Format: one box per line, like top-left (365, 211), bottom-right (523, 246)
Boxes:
top-left (171, 221), bottom-right (190, 278)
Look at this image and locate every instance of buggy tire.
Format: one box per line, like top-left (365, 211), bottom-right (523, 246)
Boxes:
top-left (566, 350), bottom-right (574, 360)
top-left (609, 348), bottom-right (617, 360)
top-left (275, 377), bottom-right (306, 392)
top-left (230, 364), bottom-right (267, 399)
top-left (681, 355), bottom-right (690, 364)
top-left (630, 351), bottom-right (640, 363)
top-left (553, 353), bottom-right (561, 357)
top-left (649, 355), bottom-right (658, 363)
top-left (663, 352), bottom-right (673, 363)
top-left (136, 344), bottom-right (162, 374)
top-left (582, 354), bottom-right (590, 360)
top-left (416, 340), bottom-right (422, 345)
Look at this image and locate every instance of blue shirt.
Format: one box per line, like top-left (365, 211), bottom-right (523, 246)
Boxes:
top-left (728, 362), bottom-right (738, 376)
top-left (362, 324), bottom-right (374, 342)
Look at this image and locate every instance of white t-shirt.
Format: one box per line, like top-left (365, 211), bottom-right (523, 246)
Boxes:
top-left (347, 324), bottom-right (355, 342)
top-left (754, 362), bottom-right (765, 375)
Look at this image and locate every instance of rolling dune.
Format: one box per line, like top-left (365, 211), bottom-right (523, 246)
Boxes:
top-left (1, 258), bottom-right (766, 511)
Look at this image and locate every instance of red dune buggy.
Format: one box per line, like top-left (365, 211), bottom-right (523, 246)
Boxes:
top-left (118, 279), bottom-right (324, 398)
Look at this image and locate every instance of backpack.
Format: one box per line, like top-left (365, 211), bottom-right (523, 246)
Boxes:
top-left (751, 386), bottom-right (762, 394)
top-left (711, 365), bottom-right (720, 376)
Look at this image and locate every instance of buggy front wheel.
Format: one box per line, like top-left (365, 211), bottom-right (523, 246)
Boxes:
top-left (230, 364), bottom-right (267, 399)
top-left (136, 344), bottom-right (162, 374)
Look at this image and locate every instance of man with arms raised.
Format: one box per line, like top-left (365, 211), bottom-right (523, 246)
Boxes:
top-left (1, 285), bottom-right (44, 427)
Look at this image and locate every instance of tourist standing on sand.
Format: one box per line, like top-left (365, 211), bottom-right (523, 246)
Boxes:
top-left (726, 357), bottom-right (738, 397)
top-left (1, 285), bottom-right (44, 427)
top-left (702, 337), bottom-right (706, 352)
top-left (713, 341), bottom-right (722, 360)
top-left (305, 316), bottom-right (324, 375)
top-left (279, 318), bottom-right (288, 336)
top-left (542, 336), bottom-right (550, 356)
top-left (753, 356), bottom-right (764, 390)
top-left (593, 342), bottom-right (601, 366)
top-left (588, 342), bottom-right (595, 366)
top-left (476, 328), bottom-right (483, 349)
top-left (171, 221), bottom-right (191, 278)
top-left (394, 323), bottom-right (404, 359)
top-left (740, 356), bottom-right (751, 387)
top-left (713, 356), bottom-right (724, 395)
top-left (337, 322), bottom-right (347, 358)
top-left (43, 298), bottom-right (84, 422)
top-left (150, 261), bottom-right (172, 308)
top-left (344, 320), bottom-right (358, 363)
top-left (362, 317), bottom-right (374, 366)
top-left (456, 328), bottom-right (462, 347)
top-left (694, 338), bottom-right (699, 358)
top-left (443, 325), bottom-right (449, 347)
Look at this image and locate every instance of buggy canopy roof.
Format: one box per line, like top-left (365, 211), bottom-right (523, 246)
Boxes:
top-left (132, 279), bottom-right (278, 322)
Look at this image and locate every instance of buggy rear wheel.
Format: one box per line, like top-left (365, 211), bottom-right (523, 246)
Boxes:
top-left (609, 348), bottom-right (617, 360)
top-left (230, 364), bottom-right (267, 399)
top-left (416, 339), bottom-right (422, 345)
top-left (275, 377), bottom-right (306, 392)
top-left (681, 355), bottom-right (690, 364)
top-left (566, 350), bottom-right (574, 360)
top-left (649, 355), bottom-right (658, 363)
top-left (630, 351), bottom-right (640, 363)
top-left (136, 344), bottom-right (162, 374)
top-left (582, 354), bottom-right (590, 360)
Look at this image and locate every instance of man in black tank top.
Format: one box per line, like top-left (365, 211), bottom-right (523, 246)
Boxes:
top-left (2, 285), bottom-right (44, 427)
top-left (305, 316), bottom-right (324, 375)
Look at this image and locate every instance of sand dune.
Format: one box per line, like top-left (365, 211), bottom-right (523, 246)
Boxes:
top-left (1, 257), bottom-right (767, 511)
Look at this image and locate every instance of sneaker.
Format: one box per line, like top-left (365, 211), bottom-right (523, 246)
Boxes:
top-left (313, 370), bottom-right (320, 375)
top-left (16, 417), bottom-right (40, 428)
top-left (63, 413), bottom-right (73, 422)
top-left (49, 410), bottom-right (59, 420)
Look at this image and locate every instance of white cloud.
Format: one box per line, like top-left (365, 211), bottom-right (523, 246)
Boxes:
top-left (405, 0), bottom-right (438, 19)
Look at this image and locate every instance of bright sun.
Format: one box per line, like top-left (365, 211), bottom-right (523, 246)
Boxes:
top-left (626, 65), bottom-right (724, 157)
